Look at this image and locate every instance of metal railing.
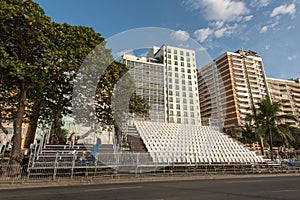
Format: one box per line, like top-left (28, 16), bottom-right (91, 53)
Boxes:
top-left (1, 153), bottom-right (300, 184)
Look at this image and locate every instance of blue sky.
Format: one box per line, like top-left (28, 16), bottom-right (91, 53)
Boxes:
top-left (35, 0), bottom-right (300, 79)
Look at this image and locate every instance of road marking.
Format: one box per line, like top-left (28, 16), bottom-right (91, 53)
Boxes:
top-left (271, 189), bottom-right (299, 193)
top-left (228, 180), bottom-right (263, 184)
top-left (84, 186), bottom-right (143, 192)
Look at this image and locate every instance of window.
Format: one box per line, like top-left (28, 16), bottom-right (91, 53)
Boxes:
top-left (182, 92), bottom-right (186, 97)
top-left (175, 73), bottom-right (179, 78)
top-left (169, 90), bottom-right (173, 95)
top-left (181, 62), bottom-right (184, 67)
top-left (183, 98), bottom-right (187, 103)
top-left (187, 69), bottom-right (191, 73)
top-left (175, 85), bottom-right (179, 90)
top-left (182, 80), bottom-right (186, 84)
top-left (167, 49), bottom-right (171, 53)
top-left (184, 112), bottom-right (188, 117)
top-left (184, 118), bottom-right (189, 124)
top-left (169, 97), bottom-right (173, 101)
top-left (174, 49), bottom-right (177, 54)
top-left (190, 99), bottom-right (194, 104)
top-left (176, 98), bottom-right (180, 103)
top-left (168, 66), bottom-right (172, 70)
top-left (191, 119), bottom-right (195, 124)
top-left (169, 84), bottom-right (172, 89)
top-left (183, 105), bottom-right (187, 110)
top-left (170, 104), bottom-right (173, 109)
top-left (182, 86), bottom-right (186, 91)
top-left (168, 60), bottom-right (171, 64)
top-left (186, 52), bottom-right (190, 56)
top-left (170, 110), bottom-right (173, 116)
top-left (189, 93), bottom-right (193, 97)
top-left (168, 72), bottom-right (172, 76)
top-left (187, 63), bottom-right (191, 67)
top-left (177, 111), bottom-right (181, 116)
top-left (175, 79), bottom-right (179, 84)
top-left (187, 57), bottom-right (190, 62)
top-left (189, 87), bottom-right (192, 91)
top-left (181, 74), bottom-right (185, 78)
top-left (188, 75), bottom-right (191, 79)
top-left (176, 91), bottom-right (180, 96)
top-left (169, 117), bottom-right (174, 123)
top-left (168, 54), bottom-right (171, 59)
top-left (176, 104), bottom-right (180, 109)
top-left (188, 80), bottom-right (192, 85)
top-left (177, 118), bottom-right (181, 123)
top-left (180, 57), bottom-right (184, 61)
top-left (174, 55), bottom-right (178, 60)
top-left (174, 61), bottom-right (178, 66)
top-left (181, 68), bottom-right (185, 72)
top-left (190, 112), bottom-right (194, 117)
top-left (180, 50), bottom-right (183, 55)
top-left (168, 78), bottom-right (172, 83)
top-left (190, 106), bottom-right (194, 111)
top-left (175, 67), bottom-right (178, 71)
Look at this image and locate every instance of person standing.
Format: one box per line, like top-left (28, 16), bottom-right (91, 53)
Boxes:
top-left (70, 131), bottom-right (77, 149)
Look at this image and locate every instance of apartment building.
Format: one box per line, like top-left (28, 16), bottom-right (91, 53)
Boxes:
top-left (267, 77), bottom-right (300, 125)
top-left (121, 45), bottom-right (201, 125)
top-left (197, 50), bottom-right (269, 131)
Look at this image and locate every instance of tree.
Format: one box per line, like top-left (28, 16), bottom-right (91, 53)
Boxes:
top-left (237, 122), bottom-right (257, 146)
top-left (247, 97), bottom-right (297, 160)
top-left (0, 0), bottom-right (103, 164)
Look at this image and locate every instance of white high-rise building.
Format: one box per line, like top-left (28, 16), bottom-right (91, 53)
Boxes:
top-left (121, 45), bottom-right (201, 125)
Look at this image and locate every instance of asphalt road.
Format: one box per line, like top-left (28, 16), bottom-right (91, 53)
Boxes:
top-left (1, 176), bottom-right (300, 200)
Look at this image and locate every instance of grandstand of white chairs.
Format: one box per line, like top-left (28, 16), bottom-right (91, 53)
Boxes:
top-left (134, 121), bottom-right (265, 164)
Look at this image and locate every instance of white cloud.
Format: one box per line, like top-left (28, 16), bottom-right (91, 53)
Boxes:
top-left (214, 28), bottom-right (227, 38)
top-left (250, 0), bottom-right (272, 8)
top-left (287, 25), bottom-right (294, 30)
top-left (260, 26), bottom-right (268, 33)
top-left (244, 15), bottom-right (253, 22)
top-left (288, 55), bottom-right (298, 61)
top-left (193, 28), bottom-right (213, 42)
top-left (197, 47), bottom-right (208, 51)
top-left (171, 30), bottom-right (190, 42)
top-left (270, 3), bottom-right (296, 18)
top-left (210, 21), bottom-right (224, 28)
top-left (184, 0), bottom-right (250, 22)
top-left (260, 21), bottom-right (279, 33)
top-left (214, 24), bottom-right (239, 38)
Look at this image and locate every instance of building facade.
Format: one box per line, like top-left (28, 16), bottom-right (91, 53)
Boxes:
top-left (121, 55), bottom-right (165, 122)
top-left (267, 78), bottom-right (300, 126)
top-left (197, 50), bottom-right (269, 130)
top-left (121, 45), bottom-right (201, 125)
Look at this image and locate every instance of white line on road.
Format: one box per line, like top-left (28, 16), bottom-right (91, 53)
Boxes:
top-left (227, 180), bottom-right (263, 184)
top-left (271, 189), bottom-right (299, 193)
top-left (84, 186), bottom-right (143, 192)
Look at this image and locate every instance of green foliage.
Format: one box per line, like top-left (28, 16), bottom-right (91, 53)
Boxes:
top-left (245, 97), bottom-right (298, 159)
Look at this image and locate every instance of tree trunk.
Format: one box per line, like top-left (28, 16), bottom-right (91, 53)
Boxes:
top-left (54, 107), bottom-right (65, 144)
top-left (268, 128), bottom-right (274, 160)
top-left (10, 81), bottom-right (27, 164)
top-left (23, 111), bottom-right (40, 149)
top-left (259, 136), bottom-right (265, 156)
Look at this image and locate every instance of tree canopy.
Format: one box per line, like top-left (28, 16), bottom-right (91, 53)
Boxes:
top-left (1, 0), bottom-right (149, 164)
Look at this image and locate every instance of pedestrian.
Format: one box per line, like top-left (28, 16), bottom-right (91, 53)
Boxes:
top-left (70, 131), bottom-right (77, 149)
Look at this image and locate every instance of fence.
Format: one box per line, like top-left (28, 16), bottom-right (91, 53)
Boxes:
top-left (1, 153), bottom-right (300, 184)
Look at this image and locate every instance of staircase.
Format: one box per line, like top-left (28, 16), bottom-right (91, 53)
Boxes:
top-left (126, 125), bottom-right (148, 153)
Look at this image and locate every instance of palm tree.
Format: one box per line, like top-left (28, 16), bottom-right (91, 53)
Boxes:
top-left (247, 97), bottom-right (297, 160)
